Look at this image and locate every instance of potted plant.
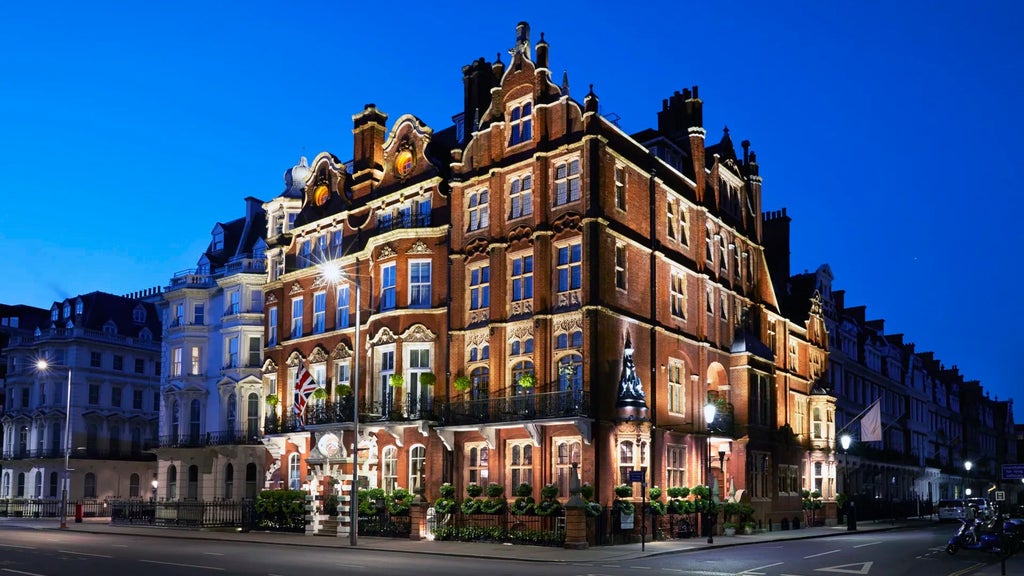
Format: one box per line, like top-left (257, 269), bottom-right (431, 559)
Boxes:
top-left (647, 486), bottom-right (666, 515)
top-left (535, 483), bottom-right (562, 516)
top-left (419, 372), bottom-right (436, 387)
top-left (335, 384), bottom-right (352, 397)
top-left (510, 482), bottom-right (535, 515)
top-left (389, 374), bottom-right (405, 387)
top-left (517, 373), bottom-right (536, 389)
top-left (723, 521), bottom-right (737, 536)
top-left (265, 394), bottom-right (279, 406)
top-left (743, 520), bottom-right (756, 534)
top-left (453, 374), bottom-right (472, 392)
top-left (312, 387), bottom-right (327, 401)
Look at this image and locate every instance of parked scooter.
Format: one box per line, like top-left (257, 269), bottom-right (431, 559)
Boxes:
top-left (946, 516), bottom-right (1014, 557)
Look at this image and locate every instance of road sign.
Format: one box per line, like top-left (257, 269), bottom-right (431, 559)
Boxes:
top-left (1002, 463), bottom-right (1024, 480)
top-left (995, 491), bottom-right (1005, 502)
top-left (628, 470), bottom-right (645, 484)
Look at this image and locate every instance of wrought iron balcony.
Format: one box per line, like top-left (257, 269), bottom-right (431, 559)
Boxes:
top-left (439, 388), bottom-right (590, 426)
top-left (261, 396), bottom-right (439, 434)
top-left (157, 430), bottom-right (264, 449)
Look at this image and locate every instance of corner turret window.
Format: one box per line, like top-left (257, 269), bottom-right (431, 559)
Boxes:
top-left (508, 100), bottom-right (532, 146)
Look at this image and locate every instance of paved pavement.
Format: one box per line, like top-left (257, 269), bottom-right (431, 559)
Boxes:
top-left (2, 516), bottom-right (1019, 575)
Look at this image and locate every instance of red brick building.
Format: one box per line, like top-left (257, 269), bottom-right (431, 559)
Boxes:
top-left (260, 21), bottom-right (833, 531)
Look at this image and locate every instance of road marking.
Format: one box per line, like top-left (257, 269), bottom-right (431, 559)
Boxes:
top-left (59, 550), bottom-right (112, 558)
top-left (946, 563), bottom-right (986, 576)
top-left (336, 563), bottom-right (365, 569)
top-left (2, 570), bottom-right (46, 576)
top-left (814, 561), bottom-right (873, 574)
top-left (202, 552), bottom-right (225, 556)
top-left (0, 544), bottom-right (34, 550)
top-left (852, 541), bottom-right (880, 548)
top-left (140, 559), bottom-right (224, 571)
top-left (804, 549), bottom-right (840, 559)
top-left (741, 562), bottom-right (783, 573)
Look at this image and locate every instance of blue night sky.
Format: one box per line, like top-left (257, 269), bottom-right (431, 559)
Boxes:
top-left (2, 2), bottom-right (1021, 418)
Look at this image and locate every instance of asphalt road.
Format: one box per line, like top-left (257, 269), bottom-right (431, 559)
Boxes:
top-left (0, 522), bottom-right (1009, 576)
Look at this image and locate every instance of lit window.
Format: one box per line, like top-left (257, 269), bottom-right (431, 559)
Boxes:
top-left (467, 444), bottom-right (489, 486)
top-left (268, 307), bottom-right (278, 346)
top-left (469, 265), bottom-right (490, 310)
top-left (290, 297), bottom-right (303, 339)
top-left (468, 189), bottom-right (489, 232)
top-left (313, 292), bottom-right (326, 333)
top-left (511, 255), bottom-right (533, 302)
top-left (670, 271), bottom-right (686, 319)
top-left (557, 242), bottom-right (582, 293)
top-left (409, 261), bottom-right (431, 308)
top-left (508, 100), bottom-right (533, 146)
top-left (668, 360), bottom-right (685, 414)
top-left (554, 158), bottom-right (581, 206)
top-left (409, 445), bottom-right (426, 492)
top-left (381, 263), bottom-right (396, 311)
top-left (335, 285), bottom-right (350, 329)
top-left (615, 244), bottom-right (627, 290)
top-left (509, 174), bottom-right (533, 219)
top-left (507, 441), bottom-right (534, 495)
top-left (614, 165), bottom-right (625, 210)
top-left (553, 438), bottom-right (582, 497)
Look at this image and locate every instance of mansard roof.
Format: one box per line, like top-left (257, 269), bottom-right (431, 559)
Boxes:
top-left (45, 291), bottom-right (162, 342)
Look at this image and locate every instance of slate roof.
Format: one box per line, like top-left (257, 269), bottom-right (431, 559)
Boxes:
top-left (44, 291), bottom-right (162, 342)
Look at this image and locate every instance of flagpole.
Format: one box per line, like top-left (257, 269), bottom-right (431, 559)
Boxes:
top-left (836, 398), bottom-right (880, 436)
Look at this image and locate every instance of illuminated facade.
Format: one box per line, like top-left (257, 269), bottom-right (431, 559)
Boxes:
top-left (260, 21), bottom-right (834, 529)
top-left (154, 197), bottom-right (270, 501)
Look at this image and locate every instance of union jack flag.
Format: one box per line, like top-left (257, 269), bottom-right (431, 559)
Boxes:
top-left (293, 361), bottom-right (318, 426)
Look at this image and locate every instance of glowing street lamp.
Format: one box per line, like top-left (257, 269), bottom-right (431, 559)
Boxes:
top-left (703, 401), bottom-right (717, 544)
top-left (36, 359), bottom-right (72, 529)
top-left (964, 460), bottom-right (973, 499)
top-left (320, 260), bottom-right (361, 547)
top-left (840, 433), bottom-right (856, 531)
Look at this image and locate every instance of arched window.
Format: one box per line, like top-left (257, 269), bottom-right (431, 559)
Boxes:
top-left (171, 400), bottom-right (180, 439)
top-left (382, 446), bottom-right (398, 493)
top-left (224, 464), bottom-right (234, 500)
top-left (554, 438), bottom-right (582, 497)
top-left (557, 353), bottom-right (583, 391)
top-left (48, 471), bottom-right (58, 498)
top-left (1, 472), bottom-right (10, 498)
top-left (408, 446), bottom-right (426, 492)
top-left (33, 471), bottom-right (42, 498)
top-left (512, 360), bottom-right (534, 393)
top-left (84, 472), bottom-right (97, 499)
top-left (247, 392), bottom-right (260, 438)
top-left (189, 399), bottom-right (202, 443)
top-left (187, 465), bottom-right (199, 499)
top-left (288, 453), bottom-right (301, 490)
top-left (470, 367), bottom-right (489, 401)
top-left (167, 465), bottom-right (178, 500)
top-left (129, 473), bottom-right (140, 498)
top-left (226, 393), bottom-right (237, 433)
top-left (245, 463), bottom-right (257, 499)
top-left (16, 473), bottom-right (25, 497)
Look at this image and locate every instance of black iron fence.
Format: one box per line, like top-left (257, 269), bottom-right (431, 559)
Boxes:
top-left (156, 430), bottom-right (263, 449)
top-left (110, 500), bottom-right (258, 530)
top-left (359, 508), bottom-right (411, 537)
top-left (0, 499), bottom-right (113, 518)
top-left (439, 388), bottom-right (590, 426)
top-left (429, 509), bottom-right (566, 546)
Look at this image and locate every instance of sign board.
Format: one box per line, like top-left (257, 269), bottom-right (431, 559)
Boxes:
top-left (995, 491), bottom-right (1005, 502)
top-left (628, 471), bottom-right (645, 484)
top-left (619, 512), bottom-right (635, 530)
top-left (1002, 464), bottom-right (1024, 480)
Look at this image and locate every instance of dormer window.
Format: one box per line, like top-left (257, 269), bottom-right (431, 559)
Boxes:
top-left (132, 304), bottom-right (146, 323)
top-left (212, 228), bottom-right (225, 252)
top-left (508, 100), bottom-right (533, 146)
top-left (62, 303), bottom-right (70, 318)
top-left (75, 299), bottom-right (83, 315)
top-left (51, 306), bottom-right (59, 321)
top-left (103, 321), bottom-right (118, 335)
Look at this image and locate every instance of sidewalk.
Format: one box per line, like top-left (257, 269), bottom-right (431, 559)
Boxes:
top-left (0, 516), bottom-right (916, 560)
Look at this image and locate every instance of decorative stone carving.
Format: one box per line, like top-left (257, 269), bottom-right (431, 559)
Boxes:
top-left (286, 351), bottom-right (304, 367)
top-left (554, 289), bottom-right (582, 311)
top-left (267, 293), bottom-right (278, 304)
top-left (261, 359), bottom-right (278, 374)
top-left (308, 346), bottom-right (329, 364)
top-left (469, 310), bottom-right (490, 325)
top-left (554, 313), bottom-right (583, 336)
top-left (311, 275), bottom-right (329, 290)
top-left (377, 244), bottom-right (397, 260)
top-left (289, 282), bottom-right (303, 295)
top-left (369, 327), bottom-right (396, 345)
top-left (466, 329), bottom-right (489, 349)
top-left (510, 300), bottom-right (533, 317)
top-left (508, 321), bottom-right (533, 340)
top-left (407, 240), bottom-right (432, 254)
top-left (401, 324), bottom-right (437, 342)
top-left (331, 342), bottom-right (352, 359)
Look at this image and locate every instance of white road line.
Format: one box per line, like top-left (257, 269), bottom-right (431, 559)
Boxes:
top-left (140, 559), bottom-right (224, 571)
top-left (2, 570), bottom-right (46, 576)
top-left (0, 544), bottom-right (35, 550)
top-left (59, 550), bottom-right (112, 558)
top-left (202, 552), bottom-right (225, 556)
top-left (853, 541), bottom-right (880, 548)
top-left (803, 549), bottom-right (840, 558)
top-left (336, 563), bottom-right (365, 569)
top-left (741, 562), bottom-right (783, 573)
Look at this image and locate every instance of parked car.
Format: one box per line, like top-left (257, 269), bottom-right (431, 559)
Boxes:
top-left (967, 498), bottom-right (993, 518)
top-left (938, 499), bottom-right (966, 521)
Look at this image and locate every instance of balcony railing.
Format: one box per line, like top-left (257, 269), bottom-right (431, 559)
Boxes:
top-left (439, 388), bottom-right (590, 426)
top-left (261, 396), bottom-right (439, 434)
top-left (3, 447), bottom-right (156, 461)
top-left (157, 430), bottom-right (263, 449)
top-left (8, 327), bottom-right (160, 350)
top-left (375, 213), bottom-right (432, 233)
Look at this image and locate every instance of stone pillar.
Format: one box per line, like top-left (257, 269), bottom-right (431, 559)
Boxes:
top-left (563, 462), bottom-right (588, 549)
top-left (338, 482), bottom-right (352, 538)
top-left (304, 494), bottom-right (318, 535)
top-left (409, 501), bottom-right (427, 540)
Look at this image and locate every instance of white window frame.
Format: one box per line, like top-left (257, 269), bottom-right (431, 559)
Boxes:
top-left (290, 297), bottom-right (303, 339)
top-left (667, 359), bottom-right (685, 415)
top-left (469, 264), bottom-right (490, 311)
top-left (408, 259), bottom-right (431, 308)
top-left (508, 172), bottom-right (533, 220)
top-left (467, 188), bottom-right (489, 232)
top-left (553, 156), bottom-right (581, 206)
top-left (506, 439), bottom-right (534, 496)
top-left (313, 291), bottom-right (327, 334)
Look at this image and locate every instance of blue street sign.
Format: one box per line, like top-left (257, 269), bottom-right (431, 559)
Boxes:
top-left (1001, 464), bottom-right (1024, 480)
top-left (628, 470), bottom-right (645, 484)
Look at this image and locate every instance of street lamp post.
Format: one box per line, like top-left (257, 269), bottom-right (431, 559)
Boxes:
top-left (703, 401), bottom-right (717, 544)
top-left (840, 433), bottom-right (856, 531)
top-left (964, 460), bottom-right (973, 500)
top-left (320, 261), bottom-right (361, 547)
top-left (36, 359), bottom-right (72, 530)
